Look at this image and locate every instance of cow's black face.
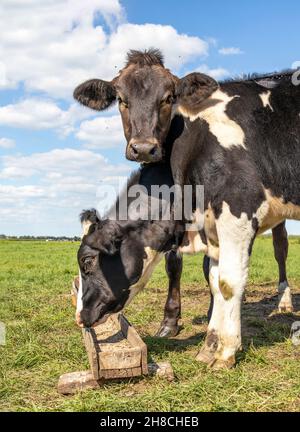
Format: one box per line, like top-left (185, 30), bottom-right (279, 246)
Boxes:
top-left (115, 65), bottom-right (176, 163)
top-left (76, 221), bottom-right (145, 327)
top-left (73, 49), bottom-right (218, 164)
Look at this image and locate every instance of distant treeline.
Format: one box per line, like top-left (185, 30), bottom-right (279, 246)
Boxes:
top-left (0, 234), bottom-right (81, 241)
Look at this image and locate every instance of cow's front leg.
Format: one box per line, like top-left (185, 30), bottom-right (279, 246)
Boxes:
top-left (272, 222), bottom-right (293, 313)
top-left (196, 258), bottom-right (224, 364)
top-left (155, 249), bottom-right (182, 338)
top-left (197, 207), bottom-right (255, 369)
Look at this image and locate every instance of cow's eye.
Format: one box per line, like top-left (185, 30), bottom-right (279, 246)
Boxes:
top-left (161, 94), bottom-right (173, 106)
top-left (82, 256), bottom-right (96, 273)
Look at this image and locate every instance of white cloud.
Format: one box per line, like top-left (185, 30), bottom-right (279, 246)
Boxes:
top-left (0, 137), bottom-right (15, 149)
top-left (0, 148), bottom-right (129, 180)
top-left (219, 47), bottom-right (244, 55)
top-left (0, 99), bottom-right (94, 135)
top-left (0, 184), bottom-right (46, 203)
top-left (76, 115), bottom-right (124, 149)
top-left (195, 64), bottom-right (230, 80)
top-left (0, 1), bottom-right (208, 99)
top-left (0, 147), bottom-right (131, 235)
top-left (103, 23), bottom-right (208, 73)
top-left (0, 0), bottom-right (124, 96)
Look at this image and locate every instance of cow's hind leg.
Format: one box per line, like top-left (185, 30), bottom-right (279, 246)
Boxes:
top-left (156, 249), bottom-right (182, 338)
top-left (197, 207), bottom-right (255, 369)
top-left (272, 222), bottom-right (293, 313)
top-left (203, 255), bottom-right (214, 322)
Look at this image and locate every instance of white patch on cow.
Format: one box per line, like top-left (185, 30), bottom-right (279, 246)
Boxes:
top-left (206, 258), bottom-right (242, 363)
top-left (278, 281), bottom-right (293, 313)
top-left (217, 202), bottom-right (253, 295)
top-left (207, 259), bottom-right (223, 334)
top-left (75, 269), bottom-right (83, 324)
top-left (215, 293), bottom-right (242, 361)
top-left (124, 247), bottom-right (163, 307)
top-left (177, 89), bottom-right (246, 149)
top-left (202, 202), bottom-right (255, 364)
top-left (81, 220), bottom-right (92, 238)
top-left (259, 91), bottom-right (274, 111)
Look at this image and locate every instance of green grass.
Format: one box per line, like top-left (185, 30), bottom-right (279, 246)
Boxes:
top-left (0, 237), bottom-right (300, 412)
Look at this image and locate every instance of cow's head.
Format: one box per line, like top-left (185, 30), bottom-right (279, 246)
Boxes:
top-left (74, 49), bottom-right (218, 163)
top-left (76, 210), bottom-right (169, 327)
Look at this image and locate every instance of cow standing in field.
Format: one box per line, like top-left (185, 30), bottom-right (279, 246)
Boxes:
top-left (77, 211), bottom-right (292, 340)
top-left (74, 49), bottom-right (299, 368)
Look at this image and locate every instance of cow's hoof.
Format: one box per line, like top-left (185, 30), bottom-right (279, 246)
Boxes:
top-left (278, 304), bottom-right (294, 313)
top-left (209, 356), bottom-right (236, 370)
top-left (155, 324), bottom-right (180, 338)
top-left (195, 347), bottom-right (215, 364)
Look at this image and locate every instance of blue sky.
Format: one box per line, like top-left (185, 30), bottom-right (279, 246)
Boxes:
top-left (0, 0), bottom-right (299, 236)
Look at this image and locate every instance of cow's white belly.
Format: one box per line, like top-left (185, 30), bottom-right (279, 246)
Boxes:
top-left (258, 190), bottom-right (300, 234)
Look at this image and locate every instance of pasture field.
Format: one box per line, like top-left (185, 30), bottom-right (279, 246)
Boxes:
top-left (0, 237), bottom-right (300, 412)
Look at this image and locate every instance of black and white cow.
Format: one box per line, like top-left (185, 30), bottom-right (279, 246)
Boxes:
top-left (77, 199), bottom-right (292, 339)
top-left (74, 49), bottom-right (299, 368)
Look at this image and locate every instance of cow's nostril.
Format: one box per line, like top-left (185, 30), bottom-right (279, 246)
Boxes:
top-left (149, 146), bottom-right (157, 156)
top-left (131, 145), bottom-right (138, 154)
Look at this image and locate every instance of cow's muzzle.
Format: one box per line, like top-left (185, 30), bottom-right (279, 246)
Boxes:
top-left (127, 139), bottom-right (162, 163)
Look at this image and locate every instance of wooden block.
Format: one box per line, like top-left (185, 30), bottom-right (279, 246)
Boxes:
top-left (118, 314), bottom-right (148, 375)
top-left (82, 313), bottom-right (148, 380)
top-left (70, 277), bottom-right (148, 381)
top-left (57, 371), bottom-right (102, 395)
top-left (101, 366), bottom-right (142, 380)
top-left (82, 328), bottom-right (100, 380)
top-left (58, 361), bottom-right (174, 395)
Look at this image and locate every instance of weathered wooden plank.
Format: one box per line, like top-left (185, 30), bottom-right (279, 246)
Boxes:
top-left (101, 366), bottom-right (142, 380)
top-left (118, 314), bottom-right (148, 375)
top-left (82, 328), bottom-right (100, 380)
top-left (99, 347), bottom-right (141, 370)
top-left (57, 371), bottom-right (102, 395)
top-left (57, 361), bottom-right (174, 394)
top-left (81, 314), bottom-right (148, 379)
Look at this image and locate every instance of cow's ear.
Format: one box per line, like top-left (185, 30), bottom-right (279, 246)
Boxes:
top-left (176, 73), bottom-right (219, 113)
top-left (73, 79), bottom-right (116, 111)
top-left (80, 208), bottom-right (101, 237)
top-left (80, 208), bottom-right (100, 225)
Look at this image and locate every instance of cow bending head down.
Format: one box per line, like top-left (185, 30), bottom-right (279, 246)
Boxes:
top-left (77, 214), bottom-right (148, 327)
top-left (75, 163), bottom-right (186, 328)
top-left (77, 211), bottom-right (178, 328)
top-left (74, 48), bottom-right (218, 163)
